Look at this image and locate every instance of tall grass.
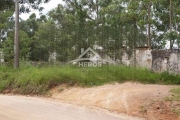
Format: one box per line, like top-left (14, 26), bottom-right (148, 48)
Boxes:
top-left (0, 65), bottom-right (180, 94)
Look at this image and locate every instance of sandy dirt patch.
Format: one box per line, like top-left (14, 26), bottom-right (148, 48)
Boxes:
top-left (50, 82), bottom-right (180, 120)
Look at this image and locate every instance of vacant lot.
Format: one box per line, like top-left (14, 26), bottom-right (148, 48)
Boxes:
top-left (50, 82), bottom-right (180, 120)
top-left (1, 66), bottom-right (180, 119)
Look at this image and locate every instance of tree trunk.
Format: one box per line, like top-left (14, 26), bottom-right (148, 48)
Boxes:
top-left (148, 3), bottom-right (152, 49)
top-left (170, 0), bottom-right (172, 50)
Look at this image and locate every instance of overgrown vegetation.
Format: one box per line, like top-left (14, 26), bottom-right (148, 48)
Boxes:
top-left (0, 65), bottom-right (180, 94)
top-left (165, 87), bottom-right (180, 101)
top-left (164, 87), bottom-right (180, 115)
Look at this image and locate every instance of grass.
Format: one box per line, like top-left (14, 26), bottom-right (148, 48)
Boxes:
top-left (172, 108), bottom-right (180, 115)
top-left (165, 87), bottom-right (180, 101)
top-left (164, 87), bottom-right (180, 115)
top-left (0, 64), bottom-right (180, 94)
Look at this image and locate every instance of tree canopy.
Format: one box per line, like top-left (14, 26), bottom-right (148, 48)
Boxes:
top-left (1, 0), bottom-right (180, 63)
top-left (0, 0), bottom-right (51, 12)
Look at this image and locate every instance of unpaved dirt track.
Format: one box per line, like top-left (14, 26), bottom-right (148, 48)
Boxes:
top-left (0, 95), bottom-right (141, 120)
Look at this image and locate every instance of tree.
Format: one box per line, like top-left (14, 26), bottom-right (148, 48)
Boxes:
top-left (30, 20), bottom-right (55, 61)
top-left (152, 0), bottom-right (180, 49)
top-left (2, 30), bottom-right (31, 61)
top-left (20, 13), bottom-right (39, 38)
top-left (48, 5), bottom-right (73, 61)
top-left (0, 0), bottom-right (51, 12)
top-left (19, 13), bottom-right (49, 61)
top-left (0, 10), bottom-right (14, 43)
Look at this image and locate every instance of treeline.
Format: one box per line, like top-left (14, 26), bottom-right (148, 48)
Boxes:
top-left (0, 0), bottom-right (180, 62)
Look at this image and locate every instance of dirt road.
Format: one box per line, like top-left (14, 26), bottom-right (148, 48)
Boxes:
top-left (0, 95), bottom-right (141, 120)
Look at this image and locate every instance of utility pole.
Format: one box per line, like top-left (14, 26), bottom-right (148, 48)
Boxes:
top-left (170, 0), bottom-right (172, 50)
top-left (14, 0), bottom-right (20, 68)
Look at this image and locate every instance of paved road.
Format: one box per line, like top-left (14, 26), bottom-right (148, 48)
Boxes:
top-left (0, 95), bottom-right (141, 120)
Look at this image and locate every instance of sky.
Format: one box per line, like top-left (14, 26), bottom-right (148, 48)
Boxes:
top-left (20, 0), bottom-right (64, 20)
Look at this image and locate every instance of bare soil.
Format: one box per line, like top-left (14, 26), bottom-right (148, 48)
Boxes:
top-left (50, 82), bottom-right (180, 120)
top-left (0, 95), bottom-right (140, 120)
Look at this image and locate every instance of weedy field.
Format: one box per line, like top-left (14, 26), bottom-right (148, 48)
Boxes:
top-left (0, 65), bottom-right (180, 94)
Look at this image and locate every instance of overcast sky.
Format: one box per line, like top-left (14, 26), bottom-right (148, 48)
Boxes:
top-left (20, 0), bottom-right (64, 20)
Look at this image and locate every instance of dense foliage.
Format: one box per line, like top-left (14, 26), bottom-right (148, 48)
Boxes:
top-left (0, 0), bottom-right (180, 62)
